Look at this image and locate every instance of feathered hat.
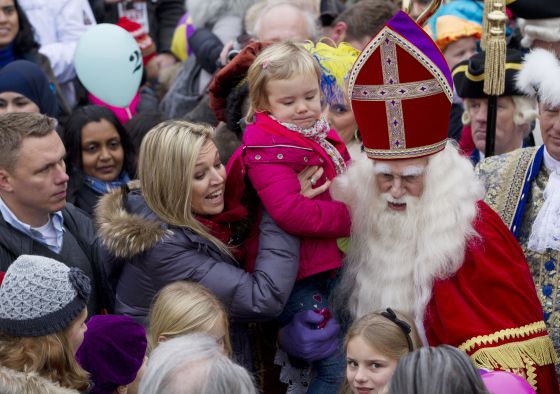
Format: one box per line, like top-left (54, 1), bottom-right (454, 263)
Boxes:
top-left (516, 48), bottom-right (560, 108)
top-left (348, 10), bottom-right (453, 160)
top-left (305, 41), bottom-right (360, 106)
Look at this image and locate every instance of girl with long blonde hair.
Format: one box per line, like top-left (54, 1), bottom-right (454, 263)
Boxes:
top-left (148, 281), bottom-right (232, 356)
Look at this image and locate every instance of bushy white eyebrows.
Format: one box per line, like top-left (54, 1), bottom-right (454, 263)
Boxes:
top-left (373, 163), bottom-right (425, 176)
top-left (401, 166), bottom-right (425, 176)
top-left (373, 163), bottom-right (392, 175)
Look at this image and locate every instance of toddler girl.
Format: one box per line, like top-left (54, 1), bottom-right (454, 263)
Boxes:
top-left (243, 41), bottom-right (352, 393)
top-left (343, 309), bottom-right (421, 394)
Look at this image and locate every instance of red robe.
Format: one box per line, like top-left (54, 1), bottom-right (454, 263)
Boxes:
top-left (425, 202), bottom-right (559, 393)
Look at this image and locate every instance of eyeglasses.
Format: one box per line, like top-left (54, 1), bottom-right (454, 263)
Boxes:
top-left (381, 308), bottom-right (414, 352)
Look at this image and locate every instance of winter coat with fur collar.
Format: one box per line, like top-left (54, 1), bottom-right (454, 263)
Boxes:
top-left (0, 366), bottom-right (80, 394)
top-left (96, 185), bottom-right (300, 325)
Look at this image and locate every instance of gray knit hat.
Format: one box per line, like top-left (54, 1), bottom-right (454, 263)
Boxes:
top-left (0, 255), bottom-right (91, 337)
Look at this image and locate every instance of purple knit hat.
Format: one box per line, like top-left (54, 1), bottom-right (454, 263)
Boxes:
top-left (76, 315), bottom-right (147, 393)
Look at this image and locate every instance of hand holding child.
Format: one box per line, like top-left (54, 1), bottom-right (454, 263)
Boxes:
top-left (298, 166), bottom-right (331, 199)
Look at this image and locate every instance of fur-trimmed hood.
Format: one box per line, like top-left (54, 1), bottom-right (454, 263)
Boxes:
top-left (95, 184), bottom-right (171, 259)
top-left (0, 366), bottom-right (79, 394)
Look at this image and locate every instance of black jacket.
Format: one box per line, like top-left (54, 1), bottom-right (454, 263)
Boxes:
top-left (0, 203), bottom-right (113, 314)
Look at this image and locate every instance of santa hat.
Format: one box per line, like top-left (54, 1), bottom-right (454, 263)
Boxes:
top-left (516, 48), bottom-right (560, 108)
top-left (117, 17), bottom-right (156, 65)
top-left (348, 10), bottom-right (453, 160)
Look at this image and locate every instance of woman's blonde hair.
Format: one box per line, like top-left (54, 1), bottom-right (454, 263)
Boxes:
top-left (147, 281), bottom-right (232, 357)
top-left (0, 328), bottom-right (90, 391)
top-left (138, 120), bottom-right (230, 256)
top-left (246, 41), bottom-right (322, 121)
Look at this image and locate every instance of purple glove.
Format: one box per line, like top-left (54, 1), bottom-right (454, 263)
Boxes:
top-left (279, 310), bottom-right (341, 362)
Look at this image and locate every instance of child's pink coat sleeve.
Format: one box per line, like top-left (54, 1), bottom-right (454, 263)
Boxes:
top-left (245, 159), bottom-right (351, 238)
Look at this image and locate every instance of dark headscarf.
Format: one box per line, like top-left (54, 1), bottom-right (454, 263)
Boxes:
top-left (0, 60), bottom-right (58, 117)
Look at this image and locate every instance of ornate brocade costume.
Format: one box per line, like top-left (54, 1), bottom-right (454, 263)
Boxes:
top-left (476, 146), bottom-right (560, 374)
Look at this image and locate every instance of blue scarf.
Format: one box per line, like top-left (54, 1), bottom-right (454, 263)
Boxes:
top-left (84, 172), bottom-right (131, 195)
top-left (0, 44), bottom-right (16, 69)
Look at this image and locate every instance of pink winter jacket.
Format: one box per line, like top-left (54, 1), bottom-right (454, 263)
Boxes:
top-left (242, 113), bottom-right (352, 280)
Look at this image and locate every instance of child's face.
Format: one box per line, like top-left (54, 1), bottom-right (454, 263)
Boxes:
top-left (443, 36), bottom-right (477, 71)
top-left (346, 336), bottom-right (398, 394)
top-left (266, 74), bottom-right (322, 129)
top-left (66, 307), bottom-right (88, 354)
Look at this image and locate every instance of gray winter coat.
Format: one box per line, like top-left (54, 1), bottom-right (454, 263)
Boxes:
top-left (96, 186), bottom-right (300, 325)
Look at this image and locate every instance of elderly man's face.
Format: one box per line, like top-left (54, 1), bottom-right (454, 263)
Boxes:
top-left (468, 96), bottom-right (525, 155)
top-left (256, 4), bottom-right (311, 42)
top-left (374, 156), bottom-right (428, 211)
top-left (539, 102), bottom-right (560, 161)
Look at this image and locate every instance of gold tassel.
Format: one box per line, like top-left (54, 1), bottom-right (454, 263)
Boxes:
top-left (481, 0), bottom-right (491, 50)
top-left (467, 336), bottom-right (558, 391)
top-left (483, 1), bottom-right (508, 96)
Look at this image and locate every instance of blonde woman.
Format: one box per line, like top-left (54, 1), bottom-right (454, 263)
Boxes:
top-left (148, 281), bottom-right (232, 356)
top-left (96, 120), bottom-right (309, 372)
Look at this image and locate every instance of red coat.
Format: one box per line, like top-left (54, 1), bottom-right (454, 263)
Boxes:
top-left (425, 201), bottom-right (559, 393)
top-left (241, 113), bottom-right (352, 280)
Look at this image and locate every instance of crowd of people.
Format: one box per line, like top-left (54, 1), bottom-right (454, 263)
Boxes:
top-left (0, 0), bottom-right (559, 393)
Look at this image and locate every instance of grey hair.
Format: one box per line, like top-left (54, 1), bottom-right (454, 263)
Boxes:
top-left (252, 1), bottom-right (319, 40)
top-left (139, 334), bottom-right (256, 394)
top-left (388, 345), bottom-right (489, 394)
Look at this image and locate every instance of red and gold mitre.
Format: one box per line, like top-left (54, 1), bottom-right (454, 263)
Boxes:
top-left (348, 11), bottom-right (453, 160)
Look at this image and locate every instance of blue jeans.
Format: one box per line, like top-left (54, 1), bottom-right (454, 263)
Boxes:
top-left (279, 273), bottom-right (345, 394)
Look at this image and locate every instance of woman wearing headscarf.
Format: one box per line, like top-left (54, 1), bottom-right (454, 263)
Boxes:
top-left (0, 60), bottom-right (58, 118)
top-left (0, 0), bottom-right (70, 117)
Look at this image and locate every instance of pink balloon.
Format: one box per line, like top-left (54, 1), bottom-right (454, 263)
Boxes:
top-left (481, 371), bottom-right (536, 394)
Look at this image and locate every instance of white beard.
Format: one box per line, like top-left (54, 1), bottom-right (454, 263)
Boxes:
top-left (331, 144), bottom-right (484, 333)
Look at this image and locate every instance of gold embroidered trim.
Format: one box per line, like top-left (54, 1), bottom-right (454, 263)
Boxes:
top-left (465, 335), bottom-right (557, 391)
top-left (352, 79), bottom-right (443, 101)
top-left (387, 30), bottom-right (453, 102)
top-left (492, 148), bottom-right (538, 230)
top-left (364, 139), bottom-right (447, 159)
top-left (348, 27), bottom-right (453, 111)
top-left (459, 321), bottom-right (547, 352)
top-left (380, 38), bottom-right (406, 151)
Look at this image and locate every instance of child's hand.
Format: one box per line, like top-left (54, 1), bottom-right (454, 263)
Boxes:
top-left (298, 166), bottom-right (331, 198)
